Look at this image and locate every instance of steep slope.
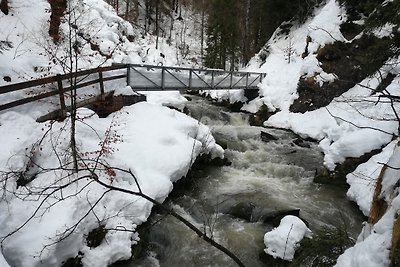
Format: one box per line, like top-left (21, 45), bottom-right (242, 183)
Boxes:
top-left (244, 0), bottom-right (399, 265)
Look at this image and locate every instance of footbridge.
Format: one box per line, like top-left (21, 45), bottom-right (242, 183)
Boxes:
top-left (0, 63), bottom-right (266, 117)
top-left (125, 64), bottom-right (265, 91)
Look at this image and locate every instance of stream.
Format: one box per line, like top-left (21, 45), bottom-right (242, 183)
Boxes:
top-left (128, 95), bottom-right (365, 267)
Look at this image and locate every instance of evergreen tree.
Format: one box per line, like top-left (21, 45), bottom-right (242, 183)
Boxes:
top-left (205, 0), bottom-right (239, 70)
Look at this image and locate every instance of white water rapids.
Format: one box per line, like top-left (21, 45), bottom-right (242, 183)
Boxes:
top-left (129, 95), bottom-right (365, 267)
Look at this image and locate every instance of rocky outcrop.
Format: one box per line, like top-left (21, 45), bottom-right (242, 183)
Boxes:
top-left (291, 34), bottom-right (394, 113)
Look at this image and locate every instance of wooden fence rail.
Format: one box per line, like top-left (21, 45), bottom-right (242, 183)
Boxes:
top-left (0, 64), bottom-right (128, 113)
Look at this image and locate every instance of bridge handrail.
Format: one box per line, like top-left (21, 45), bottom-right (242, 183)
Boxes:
top-left (124, 63), bottom-right (265, 76)
top-left (0, 63), bottom-right (266, 114)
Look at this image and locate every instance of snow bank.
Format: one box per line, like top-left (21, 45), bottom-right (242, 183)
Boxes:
top-left (346, 141), bottom-right (398, 215)
top-left (243, 0), bottom-right (400, 170)
top-left (264, 215), bottom-right (312, 261)
top-left (0, 103), bottom-right (223, 267)
top-left (0, 252), bottom-right (11, 267)
top-left (336, 141), bottom-right (400, 266)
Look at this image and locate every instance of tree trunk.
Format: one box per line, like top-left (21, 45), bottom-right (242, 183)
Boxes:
top-left (0, 0), bottom-right (9, 15)
top-left (48, 0), bottom-right (67, 43)
top-left (155, 0), bottom-right (159, 49)
top-left (200, 0), bottom-right (205, 64)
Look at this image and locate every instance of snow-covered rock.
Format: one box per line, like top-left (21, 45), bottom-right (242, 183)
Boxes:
top-left (264, 215), bottom-right (312, 261)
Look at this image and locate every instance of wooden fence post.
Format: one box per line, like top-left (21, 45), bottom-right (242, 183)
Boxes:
top-left (98, 71), bottom-right (105, 100)
top-left (56, 74), bottom-right (66, 118)
top-left (126, 65), bottom-right (131, 85)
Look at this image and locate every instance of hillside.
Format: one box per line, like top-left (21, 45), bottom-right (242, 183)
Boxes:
top-left (0, 0), bottom-right (399, 266)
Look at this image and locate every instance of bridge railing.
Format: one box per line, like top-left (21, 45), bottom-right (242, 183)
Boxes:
top-left (0, 63), bottom-right (266, 114)
top-left (126, 64), bottom-right (266, 91)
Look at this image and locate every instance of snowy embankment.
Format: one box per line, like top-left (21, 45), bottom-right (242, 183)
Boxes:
top-left (0, 103), bottom-right (223, 267)
top-left (0, 0), bottom-right (221, 266)
top-left (243, 0), bottom-right (400, 265)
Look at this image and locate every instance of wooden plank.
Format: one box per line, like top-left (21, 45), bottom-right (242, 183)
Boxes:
top-left (0, 76), bottom-right (58, 94)
top-left (0, 90), bottom-right (60, 111)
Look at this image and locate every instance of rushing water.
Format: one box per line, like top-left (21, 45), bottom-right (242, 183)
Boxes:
top-left (129, 95), bottom-right (365, 267)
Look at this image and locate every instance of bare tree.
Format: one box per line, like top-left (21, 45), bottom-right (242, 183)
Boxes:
top-left (0, 116), bottom-right (245, 266)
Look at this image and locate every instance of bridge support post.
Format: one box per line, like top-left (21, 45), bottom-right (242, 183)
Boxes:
top-left (211, 70), bottom-right (215, 89)
top-left (189, 69), bottom-right (192, 89)
top-left (161, 67), bottom-right (165, 90)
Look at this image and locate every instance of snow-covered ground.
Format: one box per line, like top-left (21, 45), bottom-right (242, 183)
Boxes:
top-left (0, 103), bottom-right (223, 267)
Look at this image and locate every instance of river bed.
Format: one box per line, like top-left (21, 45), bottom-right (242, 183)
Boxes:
top-left (128, 95), bottom-right (365, 267)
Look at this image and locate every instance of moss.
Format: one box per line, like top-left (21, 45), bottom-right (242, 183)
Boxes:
top-left (365, 1), bottom-right (400, 29)
top-left (292, 225), bottom-right (355, 267)
top-left (314, 148), bottom-right (383, 186)
top-left (340, 22), bottom-right (364, 40)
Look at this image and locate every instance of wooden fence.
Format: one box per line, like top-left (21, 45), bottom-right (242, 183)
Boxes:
top-left (0, 64), bottom-right (128, 114)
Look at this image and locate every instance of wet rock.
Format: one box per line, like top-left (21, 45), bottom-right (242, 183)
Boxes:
top-left (226, 202), bottom-right (303, 225)
top-left (227, 202), bottom-right (256, 222)
top-left (259, 250), bottom-right (291, 267)
top-left (249, 105), bottom-right (276, 126)
top-left (293, 138), bottom-right (311, 148)
top-left (244, 89), bottom-right (259, 102)
top-left (86, 225), bottom-right (107, 248)
top-left (88, 93), bottom-right (146, 118)
top-left (262, 209), bottom-right (302, 226)
top-left (261, 131), bottom-right (278, 142)
top-left (291, 35), bottom-right (394, 113)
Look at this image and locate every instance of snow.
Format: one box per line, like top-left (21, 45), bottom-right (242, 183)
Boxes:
top-left (245, 0), bottom-right (346, 113)
top-left (0, 103), bottom-right (223, 267)
top-left (347, 141), bottom-right (398, 216)
top-left (335, 203), bottom-right (396, 267)
top-left (0, 252), bottom-right (10, 267)
top-left (264, 215), bottom-right (312, 261)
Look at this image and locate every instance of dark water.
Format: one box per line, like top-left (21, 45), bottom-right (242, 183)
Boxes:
top-left (129, 96), bottom-right (365, 267)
